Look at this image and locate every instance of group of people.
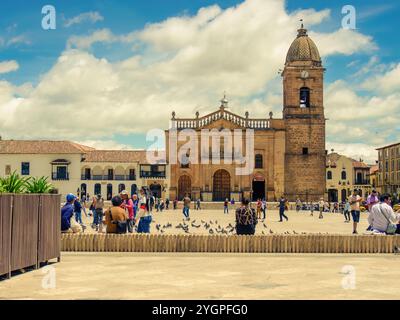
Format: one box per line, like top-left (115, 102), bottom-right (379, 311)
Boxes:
top-left (61, 187), bottom-right (154, 234)
top-left (62, 187), bottom-right (400, 236)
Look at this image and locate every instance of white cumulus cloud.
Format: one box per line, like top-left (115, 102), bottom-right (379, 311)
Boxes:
top-left (0, 60), bottom-right (19, 74)
top-left (64, 11), bottom-right (104, 28)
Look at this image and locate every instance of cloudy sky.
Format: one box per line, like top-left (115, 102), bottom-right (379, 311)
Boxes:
top-left (0, 0), bottom-right (399, 163)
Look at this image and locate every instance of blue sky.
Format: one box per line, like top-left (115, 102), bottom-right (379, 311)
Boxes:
top-left (0, 0), bottom-right (399, 162)
top-left (1, 0), bottom-right (398, 84)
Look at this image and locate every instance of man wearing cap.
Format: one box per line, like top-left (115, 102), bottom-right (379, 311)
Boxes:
top-left (61, 193), bottom-right (76, 232)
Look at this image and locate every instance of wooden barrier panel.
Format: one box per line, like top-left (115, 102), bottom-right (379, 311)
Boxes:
top-left (11, 194), bottom-right (40, 271)
top-left (0, 195), bottom-right (13, 278)
top-left (60, 233), bottom-right (400, 254)
top-left (38, 194), bottom-right (61, 264)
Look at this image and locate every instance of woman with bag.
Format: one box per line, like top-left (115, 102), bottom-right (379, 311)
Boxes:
top-left (120, 190), bottom-right (134, 233)
top-left (136, 187), bottom-right (152, 233)
top-left (105, 196), bottom-right (128, 234)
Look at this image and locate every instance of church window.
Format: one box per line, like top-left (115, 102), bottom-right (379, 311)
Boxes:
top-left (255, 154), bottom-right (263, 169)
top-left (327, 171), bottom-right (332, 180)
top-left (300, 87), bottom-right (310, 108)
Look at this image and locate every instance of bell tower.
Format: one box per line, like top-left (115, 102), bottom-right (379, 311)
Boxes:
top-left (282, 23), bottom-right (326, 201)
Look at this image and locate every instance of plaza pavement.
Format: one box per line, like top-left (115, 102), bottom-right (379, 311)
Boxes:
top-left (1, 252), bottom-right (400, 300)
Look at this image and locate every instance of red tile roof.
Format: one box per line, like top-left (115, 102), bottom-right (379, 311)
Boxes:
top-left (0, 140), bottom-right (94, 154)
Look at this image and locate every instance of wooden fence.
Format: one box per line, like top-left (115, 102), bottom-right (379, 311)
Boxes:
top-left (61, 233), bottom-right (400, 254)
top-left (0, 194), bottom-right (61, 279)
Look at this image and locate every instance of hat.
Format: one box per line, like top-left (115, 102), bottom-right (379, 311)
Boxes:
top-left (66, 193), bottom-right (76, 202)
top-left (120, 190), bottom-right (128, 196)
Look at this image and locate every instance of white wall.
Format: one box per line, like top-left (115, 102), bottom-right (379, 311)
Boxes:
top-left (0, 153), bottom-right (82, 200)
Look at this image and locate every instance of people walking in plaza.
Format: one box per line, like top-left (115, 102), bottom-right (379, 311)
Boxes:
top-left (165, 198), bottom-right (170, 210)
top-left (310, 201), bottom-right (314, 216)
top-left (368, 194), bottom-right (400, 234)
top-left (183, 194), bottom-right (191, 220)
top-left (235, 198), bottom-right (258, 235)
top-left (132, 194), bottom-right (139, 219)
top-left (318, 198), bottom-right (324, 219)
top-left (74, 196), bottom-right (83, 225)
top-left (343, 200), bottom-right (351, 222)
top-left (262, 199), bottom-right (267, 220)
top-left (80, 195), bottom-right (87, 217)
top-left (136, 187), bottom-right (152, 233)
top-left (173, 198), bottom-right (178, 210)
top-left (196, 198), bottom-right (201, 210)
top-left (149, 194), bottom-right (155, 213)
top-left (105, 195), bottom-right (128, 234)
top-left (349, 189), bottom-right (363, 234)
top-left (94, 194), bottom-right (105, 233)
top-left (295, 197), bottom-right (302, 213)
top-left (256, 199), bottom-right (262, 219)
top-left (120, 190), bottom-right (134, 233)
top-left (224, 198), bottom-right (229, 214)
top-left (277, 195), bottom-right (289, 222)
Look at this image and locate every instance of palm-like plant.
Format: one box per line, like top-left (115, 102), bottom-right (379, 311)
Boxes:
top-left (25, 176), bottom-right (54, 194)
top-left (0, 171), bottom-right (30, 193)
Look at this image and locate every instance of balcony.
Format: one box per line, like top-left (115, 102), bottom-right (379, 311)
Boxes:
top-left (354, 180), bottom-right (370, 186)
top-left (81, 175), bottom-right (136, 181)
top-left (140, 171), bottom-right (166, 179)
top-left (52, 173), bottom-right (69, 181)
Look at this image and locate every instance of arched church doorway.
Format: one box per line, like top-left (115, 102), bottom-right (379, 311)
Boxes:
top-left (178, 175), bottom-right (191, 200)
top-left (252, 173), bottom-right (265, 201)
top-left (213, 169), bottom-right (230, 201)
top-left (150, 183), bottom-right (162, 198)
top-left (328, 189), bottom-right (338, 202)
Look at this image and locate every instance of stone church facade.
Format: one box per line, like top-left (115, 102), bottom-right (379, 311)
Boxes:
top-left (166, 25), bottom-right (326, 202)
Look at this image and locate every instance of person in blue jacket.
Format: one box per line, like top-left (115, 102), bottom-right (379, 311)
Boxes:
top-left (61, 193), bottom-right (76, 232)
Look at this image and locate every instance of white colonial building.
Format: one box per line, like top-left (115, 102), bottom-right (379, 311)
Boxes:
top-left (0, 140), bottom-right (169, 200)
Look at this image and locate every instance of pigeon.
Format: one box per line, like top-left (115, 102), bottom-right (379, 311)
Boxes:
top-left (160, 229), bottom-right (165, 234)
top-left (269, 229), bottom-right (274, 234)
top-left (394, 246), bottom-right (400, 255)
top-left (156, 224), bottom-right (161, 231)
top-left (262, 231), bottom-right (266, 235)
top-left (293, 230), bottom-right (298, 234)
top-left (191, 222), bottom-right (201, 228)
top-left (263, 223), bottom-right (268, 229)
top-left (209, 229), bottom-right (214, 235)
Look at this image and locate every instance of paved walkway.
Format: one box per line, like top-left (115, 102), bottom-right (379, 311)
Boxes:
top-left (1, 252), bottom-right (399, 300)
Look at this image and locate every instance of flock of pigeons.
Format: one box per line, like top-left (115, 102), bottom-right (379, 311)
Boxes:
top-left (152, 219), bottom-right (308, 235)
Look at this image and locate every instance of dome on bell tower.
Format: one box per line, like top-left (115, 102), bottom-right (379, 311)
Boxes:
top-left (285, 24), bottom-right (321, 66)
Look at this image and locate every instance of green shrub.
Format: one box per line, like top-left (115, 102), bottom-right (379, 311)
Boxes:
top-left (25, 176), bottom-right (54, 194)
top-left (0, 171), bottom-right (30, 193)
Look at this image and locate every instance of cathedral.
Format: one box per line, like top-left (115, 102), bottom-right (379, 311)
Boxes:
top-left (165, 25), bottom-right (326, 202)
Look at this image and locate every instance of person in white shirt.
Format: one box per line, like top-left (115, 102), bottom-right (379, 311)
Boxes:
top-left (318, 198), bottom-right (324, 219)
top-left (368, 194), bottom-right (400, 234)
top-left (348, 189), bottom-right (363, 234)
